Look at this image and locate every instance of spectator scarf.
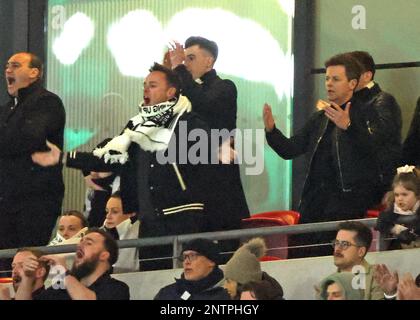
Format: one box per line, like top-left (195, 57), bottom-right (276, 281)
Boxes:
top-left (93, 95), bottom-right (191, 164)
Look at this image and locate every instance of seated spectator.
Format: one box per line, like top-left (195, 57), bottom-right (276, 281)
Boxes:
top-left (0, 248), bottom-right (49, 300)
top-left (154, 238), bottom-right (230, 300)
top-left (101, 192), bottom-right (140, 273)
top-left (223, 238), bottom-right (284, 300)
top-left (49, 210), bottom-right (88, 245)
top-left (318, 272), bottom-right (364, 300)
top-left (239, 279), bottom-right (284, 300)
top-left (328, 221), bottom-right (384, 299)
top-left (15, 228), bottom-right (130, 300)
top-left (376, 165), bottom-right (420, 249)
top-left (48, 211), bottom-right (88, 270)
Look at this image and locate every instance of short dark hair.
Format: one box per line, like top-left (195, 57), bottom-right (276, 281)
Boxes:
top-left (337, 221), bottom-right (372, 253)
top-left (349, 51), bottom-right (376, 79)
top-left (324, 53), bottom-right (363, 83)
top-left (108, 191), bottom-right (133, 217)
top-left (61, 210), bottom-right (88, 228)
top-left (26, 53), bottom-right (44, 80)
top-left (85, 228), bottom-right (119, 267)
top-left (16, 248), bottom-right (50, 281)
top-left (240, 280), bottom-right (283, 300)
top-left (185, 36), bottom-right (218, 61)
top-left (149, 62), bottom-right (180, 97)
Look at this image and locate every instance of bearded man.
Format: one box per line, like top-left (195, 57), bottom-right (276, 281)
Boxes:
top-left (14, 228), bottom-right (129, 300)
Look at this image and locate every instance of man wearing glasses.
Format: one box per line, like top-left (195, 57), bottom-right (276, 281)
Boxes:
top-left (325, 221), bottom-right (384, 300)
top-left (154, 238), bottom-right (230, 300)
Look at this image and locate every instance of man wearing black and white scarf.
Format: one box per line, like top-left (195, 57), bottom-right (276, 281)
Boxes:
top-left (92, 94), bottom-right (192, 163)
top-left (32, 63), bottom-right (218, 271)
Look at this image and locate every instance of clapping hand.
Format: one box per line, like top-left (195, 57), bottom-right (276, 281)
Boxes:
top-left (168, 41), bottom-right (185, 68)
top-left (374, 264), bottom-right (399, 296)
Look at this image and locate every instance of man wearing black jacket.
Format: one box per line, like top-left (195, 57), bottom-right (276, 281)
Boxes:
top-left (0, 53), bottom-right (65, 269)
top-left (32, 63), bottom-right (218, 271)
top-left (154, 238), bottom-right (230, 300)
top-left (169, 36), bottom-right (250, 241)
top-left (350, 51), bottom-right (402, 193)
top-left (263, 53), bottom-right (385, 257)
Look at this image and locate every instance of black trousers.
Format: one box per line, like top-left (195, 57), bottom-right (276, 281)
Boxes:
top-left (0, 198), bottom-right (62, 274)
top-left (138, 211), bottom-right (206, 271)
top-left (288, 184), bottom-right (383, 258)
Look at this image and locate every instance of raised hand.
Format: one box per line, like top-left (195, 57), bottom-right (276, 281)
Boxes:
top-left (374, 264), bottom-right (399, 295)
top-left (162, 50), bottom-right (172, 69)
top-left (324, 101), bottom-right (351, 130)
top-left (168, 41), bottom-right (185, 68)
top-left (263, 103), bottom-right (275, 132)
top-left (22, 255), bottom-right (41, 277)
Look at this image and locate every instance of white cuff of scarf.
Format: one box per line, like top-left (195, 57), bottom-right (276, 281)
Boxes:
top-left (93, 132), bottom-right (131, 164)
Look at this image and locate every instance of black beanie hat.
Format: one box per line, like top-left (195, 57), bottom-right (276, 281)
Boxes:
top-left (183, 238), bottom-right (221, 265)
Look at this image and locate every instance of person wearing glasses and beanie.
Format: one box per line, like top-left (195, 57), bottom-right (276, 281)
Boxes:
top-left (318, 221), bottom-right (384, 300)
top-left (154, 238), bottom-right (230, 300)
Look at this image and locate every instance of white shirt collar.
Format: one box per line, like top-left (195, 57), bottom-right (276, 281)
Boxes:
top-left (366, 81), bottom-right (375, 89)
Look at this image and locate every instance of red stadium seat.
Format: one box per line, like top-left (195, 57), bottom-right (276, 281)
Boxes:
top-left (259, 255), bottom-right (283, 262)
top-left (242, 210), bottom-right (300, 226)
top-left (0, 277), bottom-right (12, 284)
top-left (242, 211), bottom-right (301, 259)
top-left (366, 210), bottom-right (380, 218)
top-left (366, 203), bottom-right (386, 218)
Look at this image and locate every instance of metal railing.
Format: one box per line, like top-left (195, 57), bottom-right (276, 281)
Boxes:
top-left (0, 218), bottom-right (385, 270)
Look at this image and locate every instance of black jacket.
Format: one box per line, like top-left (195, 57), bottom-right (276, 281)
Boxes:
top-left (154, 267), bottom-right (230, 300)
top-left (354, 83), bottom-right (402, 189)
top-left (403, 96), bottom-right (420, 166)
top-left (376, 208), bottom-right (420, 233)
top-left (266, 97), bottom-right (386, 202)
top-left (67, 112), bottom-right (218, 235)
top-left (175, 65), bottom-right (237, 131)
top-left (174, 66), bottom-right (250, 230)
top-left (0, 80), bottom-right (65, 204)
top-left (376, 207), bottom-right (420, 248)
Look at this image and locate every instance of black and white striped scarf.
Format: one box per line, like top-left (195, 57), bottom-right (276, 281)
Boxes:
top-left (93, 95), bottom-right (191, 164)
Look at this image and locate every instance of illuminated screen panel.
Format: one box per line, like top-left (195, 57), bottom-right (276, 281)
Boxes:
top-left (47, 0), bottom-right (294, 214)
